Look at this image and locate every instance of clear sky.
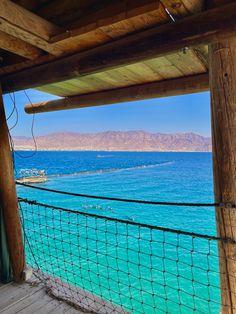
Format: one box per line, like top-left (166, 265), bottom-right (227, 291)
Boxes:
top-left (3, 89), bottom-right (211, 137)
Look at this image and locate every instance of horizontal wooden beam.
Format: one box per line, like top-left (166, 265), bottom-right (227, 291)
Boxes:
top-left (0, 30), bottom-right (42, 59)
top-left (24, 73), bottom-right (209, 114)
top-left (78, 2), bottom-right (236, 75)
top-left (1, 3), bottom-right (235, 93)
top-left (51, 0), bottom-right (160, 42)
top-left (0, 0), bottom-right (63, 55)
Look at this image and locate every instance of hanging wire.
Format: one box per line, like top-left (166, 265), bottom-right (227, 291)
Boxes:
top-left (16, 181), bottom-right (221, 207)
top-left (7, 90), bottom-right (38, 159)
top-left (8, 92), bottom-right (19, 131)
top-left (6, 92), bottom-right (17, 122)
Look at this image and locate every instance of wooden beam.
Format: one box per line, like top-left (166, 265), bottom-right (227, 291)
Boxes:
top-left (161, 0), bottom-right (205, 18)
top-left (78, 1), bottom-right (236, 75)
top-left (0, 30), bottom-right (42, 59)
top-left (24, 73), bottom-right (209, 114)
top-left (0, 86), bottom-right (25, 282)
top-left (51, 0), bottom-right (161, 42)
top-left (0, 0), bottom-right (63, 55)
top-left (1, 2), bottom-right (236, 93)
top-left (209, 36), bottom-right (236, 314)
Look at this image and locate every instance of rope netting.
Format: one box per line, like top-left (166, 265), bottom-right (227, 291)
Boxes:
top-left (18, 197), bottom-right (235, 314)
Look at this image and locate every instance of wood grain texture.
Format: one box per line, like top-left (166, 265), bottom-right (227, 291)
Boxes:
top-left (0, 0), bottom-right (63, 55)
top-left (2, 2), bottom-right (236, 94)
top-left (0, 87), bottom-right (25, 282)
top-left (25, 73), bottom-right (209, 114)
top-left (161, 0), bottom-right (205, 18)
top-left (51, 0), bottom-right (162, 42)
top-left (35, 49), bottom-right (206, 98)
top-left (49, 1), bottom-right (168, 56)
top-left (78, 2), bottom-right (236, 75)
top-left (0, 281), bottom-right (85, 314)
top-left (0, 30), bottom-right (42, 59)
top-left (209, 37), bottom-right (236, 314)
top-left (0, 0), bottom-right (61, 40)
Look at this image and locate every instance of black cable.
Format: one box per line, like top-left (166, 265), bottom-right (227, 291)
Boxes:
top-left (16, 181), bottom-right (219, 207)
top-left (19, 197), bottom-right (235, 243)
top-left (6, 92), bottom-right (17, 121)
top-left (8, 92), bottom-right (19, 131)
top-left (11, 90), bottom-right (38, 159)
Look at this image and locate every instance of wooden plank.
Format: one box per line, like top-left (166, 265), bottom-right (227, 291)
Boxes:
top-left (25, 73), bottom-right (209, 114)
top-left (161, 0), bottom-right (209, 70)
top-left (0, 283), bottom-right (41, 311)
top-left (165, 50), bottom-right (207, 75)
top-left (0, 3), bottom-right (168, 76)
top-left (0, 19), bottom-right (64, 55)
top-left (161, 0), bottom-right (205, 18)
top-left (0, 30), bottom-right (42, 59)
top-left (0, 282), bottom-right (11, 289)
top-left (0, 281), bottom-right (84, 314)
top-left (2, 290), bottom-right (45, 314)
top-left (77, 2), bottom-right (236, 75)
top-left (39, 51), bottom-right (205, 98)
top-left (35, 0), bottom-right (102, 25)
top-left (1, 2), bottom-right (235, 94)
top-left (11, 0), bottom-right (47, 11)
top-left (48, 1), bottom-right (168, 56)
top-left (0, 285), bottom-right (43, 313)
top-left (0, 0), bottom-right (63, 55)
top-left (51, 0), bottom-right (161, 42)
top-left (0, 0), bottom-right (61, 40)
top-left (0, 87), bottom-right (25, 282)
top-left (209, 36), bottom-right (236, 314)
top-left (16, 293), bottom-right (59, 314)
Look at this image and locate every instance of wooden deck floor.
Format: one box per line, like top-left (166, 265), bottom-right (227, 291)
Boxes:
top-left (0, 281), bottom-right (84, 314)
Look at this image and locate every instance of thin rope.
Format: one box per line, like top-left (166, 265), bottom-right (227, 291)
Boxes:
top-left (19, 197), bottom-right (234, 243)
top-left (16, 181), bottom-right (219, 207)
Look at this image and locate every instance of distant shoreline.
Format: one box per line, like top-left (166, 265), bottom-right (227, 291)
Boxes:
top-left (14, 149), bottom-right (212, 153)
top-left (13, 131), bottom-right (212, 152)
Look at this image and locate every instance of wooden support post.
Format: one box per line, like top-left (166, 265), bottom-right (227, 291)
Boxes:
top-left (209, 37), bottom-right (236, 312)
top-left (0, 86), bottom-right (25, 282)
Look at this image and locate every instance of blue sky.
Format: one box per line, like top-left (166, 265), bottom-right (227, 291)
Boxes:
top-left (4, 89), bottom-right (211, 137)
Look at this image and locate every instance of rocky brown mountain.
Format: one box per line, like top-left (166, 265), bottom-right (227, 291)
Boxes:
top-left (13, 131), bottom-right (212, 152)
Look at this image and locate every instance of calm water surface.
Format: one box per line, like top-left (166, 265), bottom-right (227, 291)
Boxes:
top-left (15, 152), bottom-right (218, 313)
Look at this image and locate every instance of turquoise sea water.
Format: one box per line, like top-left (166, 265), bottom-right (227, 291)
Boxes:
top-left (15, 152), bottom-right (219, 313)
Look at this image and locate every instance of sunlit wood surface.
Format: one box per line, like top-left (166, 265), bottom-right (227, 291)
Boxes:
top-left (0, 281), bottom-right (84, 314)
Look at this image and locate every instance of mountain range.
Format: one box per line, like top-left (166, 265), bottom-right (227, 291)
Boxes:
top-left (13, 131), bottom-right (212, 152)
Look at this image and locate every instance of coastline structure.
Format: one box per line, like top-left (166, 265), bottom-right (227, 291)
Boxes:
top-left (0, 0), bottom-right (236, 313)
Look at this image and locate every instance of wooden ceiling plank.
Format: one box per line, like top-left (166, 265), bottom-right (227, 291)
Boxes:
top-left (0, 1), bottom-right (167, 73)
top-left (0, 30), bottom-right (42, 59)
top-left (24, 73), bottom-right (209, 114)
top-left (165, 49), bottom-right (207, 75)
top-left (0, 0), bottom-right (61, 40)
top-left (35, 0), bottom-right (102, 25)
top-left (145, 57), bottom-right (184, 79)
top-left (77, 2), bottom-right (236, 75)
top-left (51, 0), bottom-right (162, 43)
top-left (13, 0), bottom-right (50, 11)
top-left (161, 0), bottom-right (205, 19)
top-left (160, 1), bottom-right (208, 71)
top-left (0, 0), bottom-right (64, 55)
top-left (2, 2), bottom-right (236, 93)
top-left (0, 18), bottom-right (64, 55)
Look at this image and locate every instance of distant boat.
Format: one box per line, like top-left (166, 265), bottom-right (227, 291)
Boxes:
top-left (17, 169), bottom-right (47, 184)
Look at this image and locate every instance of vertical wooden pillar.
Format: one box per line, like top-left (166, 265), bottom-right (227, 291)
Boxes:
top-left (0, 86), bottom-right (25, 282)
top-left (209, 37), bottom-right (236, 313)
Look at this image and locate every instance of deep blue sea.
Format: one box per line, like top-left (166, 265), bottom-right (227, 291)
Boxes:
top-left (15, 152), bottom-right (219, 313)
